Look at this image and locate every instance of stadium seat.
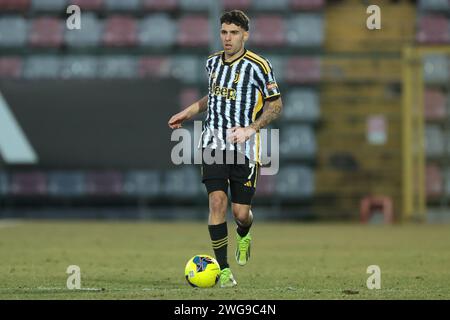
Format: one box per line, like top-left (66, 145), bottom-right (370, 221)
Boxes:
top-left (282, 88), bottom-right (320, 122)
top-left (104, 0), bottom-right (140, 11)
top-left (416, 15), bottom-right (450, 44)
top-left (444, 168), bottom-right (450, 196)
top-left (0, 172), bottom-right (8, 196)
top-left (97, 56), bottom-right (137, 78)
top-left (179, 0), bottom-right (210, 11)
top-left (170, 56), bottom-right (201, 83)
top-left (142, 0), bottom-right (178, 11)
top-left (0, 57), bottom-right (23, 78)
top-left (424, 89), bottom-right (447, 121)
top-left (180, 88), bottom-right (200, 110)
top-left (177, 16), bottom-right (210, 47)
top-left (68, 0), bottom-right (104, 11)
top-left (23, 56), bottom-right (62, 79)
top-left (425, 125), bottom-right (445, 157)
top-left (138, 14), bottom-right (176, 48)
top-left (123, 171), bottom-right (161, 197)
top-left (254, 173), bottom-right (276, 197)
top-left (10, 172), bottom-right (47, 196)
top-left (0, 0), bottom-right (30, 11)
top-left (29, 17), bottom-right (64, 48)
top-left (426, 164), bottom-right (443, 198)
top-left (286, 14), bottom-right (324, 47)
top-left (222, 0), bottom-right (252, 10)
top-left (285, 57), bottom-right (321, 84)
top-left (423, 54), bottom-right (449, 85)
top-left (360, 195), bottom-right (394, 224)
top-left (290, 0), bottom-right (325, 10)
top-left (60, 56), bottom-right (98, 79)
top-left (65, 13), bottom-right (102, 47)
top-left (0, 16), bottom-right (27, 47)
top-left (249, 16), bottom-right (286, 47)
top-left (138, 56), bottom-right (171, 78)
top-left (263, 55), bottom-right (285, 82)
top-left (418, 0), bottom-right (450, 11)
top-left (275, 166), bottom-right (314, 198)
top-left (31, 0), bottom-right (67, 11)
top-left (86, 171), bottom-right (123, 196)
top-left (48, 171), bottom-right (86, 197)
top-left (103, 16), bottom-right (137, 47)
top-left (251, 0), bottom-right (288, 11)
top-left (280, 125), bottom-right (316, 159)
top-left (163, 167), bottom-right (202, 198)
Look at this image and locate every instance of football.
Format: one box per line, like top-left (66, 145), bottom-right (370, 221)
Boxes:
top-left (184, 254), bottom-right (220, 288)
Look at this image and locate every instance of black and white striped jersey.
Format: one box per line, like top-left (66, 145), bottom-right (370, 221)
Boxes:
top-left (199, 49), bottom-right (281, 164)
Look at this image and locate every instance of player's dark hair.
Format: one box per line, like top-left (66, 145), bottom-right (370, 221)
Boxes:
top-left (220, 10), bottom-right (250, 31)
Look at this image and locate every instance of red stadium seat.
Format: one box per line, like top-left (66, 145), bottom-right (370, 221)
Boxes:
top-left (0, 0), bottom-right (30, 11)
top-left (177, 16), bottom-right (210, 47)
top-left (179, 88), bottom-right (200, 111)
top-left (11, 172), bottom-right (47, 196)
top-left (417, 15), bottom-right (450, 44)
top-left (255, 174), bottom-right (276, 197)
top-left (0, 57), bottom-right (22, 78)
top-left (138, 57), bottom-right (171, 78)
top-left (69, 0), bottom-right (104, 11)
top-left (86, 171), bottom-right (123, 196)
top-left (426, 164), bottom-right (444, 198)
top-left (425, 89), bottom-right (447, 121)
top-left (103, 16), bottom-right (138, 47)
top-left (285, 57), bottom-right (321, 84)
top-left (290, 0), bottom-right (325, 10)
top-left (142, 0), bottom-right (178, 11)
top-left (249, 16), bottom-right (286, 47)
top-left (29, 17), bottom-right (64, 48)
top-left (222, 0), bottom-right (252, 10)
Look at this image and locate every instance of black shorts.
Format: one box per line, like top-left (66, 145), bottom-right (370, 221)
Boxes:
top-left (201, 148), bottom-right (259, 205)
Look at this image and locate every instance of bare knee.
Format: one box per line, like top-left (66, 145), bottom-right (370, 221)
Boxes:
top-left (209, 191), bottom-right (228, 222)
top-left (233, 205), bottom-right (252, 225)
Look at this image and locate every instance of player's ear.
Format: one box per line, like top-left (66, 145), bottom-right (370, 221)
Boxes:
top-left (243, 31), bottom-right (249, 42)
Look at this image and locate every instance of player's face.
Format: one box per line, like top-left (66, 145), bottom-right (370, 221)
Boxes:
top-left (220, 23), bottom-right (248, 57)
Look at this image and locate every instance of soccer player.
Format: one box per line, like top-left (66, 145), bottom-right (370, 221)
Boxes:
top-left (168, 10), bottom-right (282, 287)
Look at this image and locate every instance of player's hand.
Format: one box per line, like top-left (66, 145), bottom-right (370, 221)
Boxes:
top-left (168, 110), bottom-right (189, 129)
top-left (226, 126), bottom-right (256, 144)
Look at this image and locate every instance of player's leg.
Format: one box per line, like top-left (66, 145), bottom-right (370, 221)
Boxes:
top-left (206, 187), bottom-right (229, 271)
top-left (232, 204), bottom-right (253, 266)
top-left (229, 155), bottom-right (258, 266)
top-left (202, 149), bottom-right (237, 287)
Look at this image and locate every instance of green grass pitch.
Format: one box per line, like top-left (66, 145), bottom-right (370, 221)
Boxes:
top-left (0, 220), bottom-right (449, 299)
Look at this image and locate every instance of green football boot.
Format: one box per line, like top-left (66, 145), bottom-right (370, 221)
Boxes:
top-left (235, 233), bottom-right (252, 266)
top-left (220, 268), bottom-right (237, 288)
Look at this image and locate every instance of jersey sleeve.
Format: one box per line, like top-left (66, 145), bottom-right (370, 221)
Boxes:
top-left (255, 60), bottom-right (281, 101)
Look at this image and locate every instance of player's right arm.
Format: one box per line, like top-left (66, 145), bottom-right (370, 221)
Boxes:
top-left (168, 95), bottom-right (208, 129)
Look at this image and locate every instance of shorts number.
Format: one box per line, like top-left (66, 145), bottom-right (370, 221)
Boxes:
top-left (248, 163), bottom-right (255, 180)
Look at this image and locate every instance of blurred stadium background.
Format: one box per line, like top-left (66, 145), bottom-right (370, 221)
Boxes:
top-left (0, 0), bottom-right (450, 224)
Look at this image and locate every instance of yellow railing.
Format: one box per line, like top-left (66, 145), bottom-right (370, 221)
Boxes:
top-left (402, 45), bottom-right (450, 222)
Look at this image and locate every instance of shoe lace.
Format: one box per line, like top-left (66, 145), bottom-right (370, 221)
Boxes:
top-left (239, 236), bottom-right (250, 253)
top-left (221, 269), bottom-right (231, 280)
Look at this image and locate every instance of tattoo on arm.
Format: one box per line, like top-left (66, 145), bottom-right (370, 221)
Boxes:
top-left (250, 97), bottom-right (282, 131)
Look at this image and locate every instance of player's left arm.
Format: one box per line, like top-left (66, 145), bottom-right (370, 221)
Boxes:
top-left (249, 96), bottom-right (282, 132)
top-left (227, 97), bottom-right (282, 144)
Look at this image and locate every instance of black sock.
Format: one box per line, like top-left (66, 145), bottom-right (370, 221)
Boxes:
top-left (208, 222), bottom-right (229, 270)
top-left (236, 217), bottom-right (253, 238)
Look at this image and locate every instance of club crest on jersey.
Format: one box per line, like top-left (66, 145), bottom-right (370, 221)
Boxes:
top-left (233, 72), bottom-right (240, 84)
